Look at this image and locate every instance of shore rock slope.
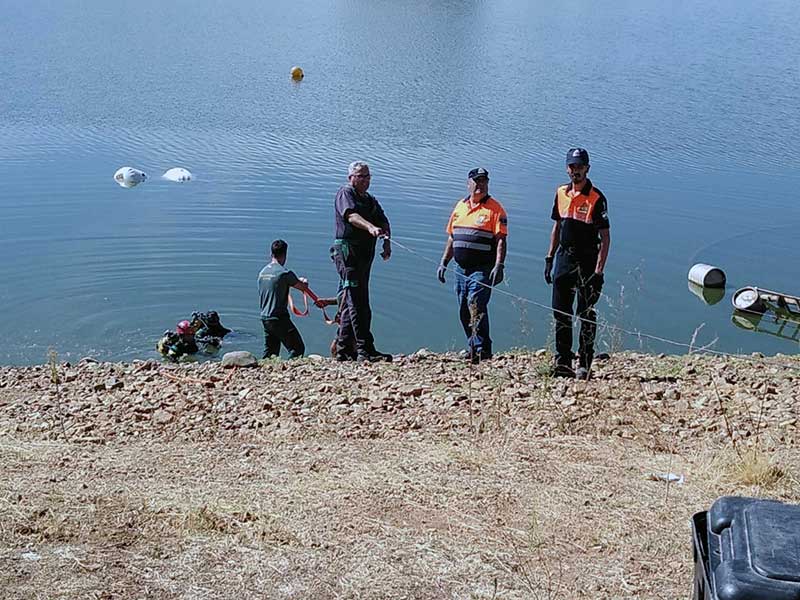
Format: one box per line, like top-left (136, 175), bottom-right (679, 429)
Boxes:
top-left (1, 351), bottom-right (797, 444)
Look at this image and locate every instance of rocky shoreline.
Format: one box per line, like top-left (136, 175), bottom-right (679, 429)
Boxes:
top-left (1, 350), bottom-right (797, 448)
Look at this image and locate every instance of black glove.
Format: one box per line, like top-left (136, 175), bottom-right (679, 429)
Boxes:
top-left (544, 257), bottom-right (554, 284)
top-left (437, 263), bottom-right (447, 284)
top-left (587, 272), bottom-right (604, 305)
top-left (490, 263), bottom-right (504, 286)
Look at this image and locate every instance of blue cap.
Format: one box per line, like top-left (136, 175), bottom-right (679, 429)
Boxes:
top-left (566, 148), bottom-right (589, 166)
top-left (468, 167), bottom-right (489, 180)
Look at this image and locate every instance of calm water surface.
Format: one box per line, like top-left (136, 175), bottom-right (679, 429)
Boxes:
top-left (2, 0), bottom-right (799, 364)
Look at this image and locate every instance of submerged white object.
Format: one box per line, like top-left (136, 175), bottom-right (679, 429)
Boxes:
top-left (687, 263), bottom-right (726, 288)
top-left (162, 167), bottom-right (193, 182)
top-left (114, 167), bottom-right (147, 188)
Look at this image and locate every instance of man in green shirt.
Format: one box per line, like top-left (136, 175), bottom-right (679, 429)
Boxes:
top-left (257, 240), bottom-right (315, 359)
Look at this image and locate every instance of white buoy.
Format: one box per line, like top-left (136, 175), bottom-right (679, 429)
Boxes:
top-left (162, 167), bottom-right (193, 182)
top-left (687, 263), bottom-right (726, 288)
top-left (113, 167), bottom-right (147, 188)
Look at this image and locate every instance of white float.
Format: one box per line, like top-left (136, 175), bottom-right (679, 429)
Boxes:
top-left (113, 167), bottom-right (147, 188)
top-left (687, 263), bottom-right (726, 288)
top-left (162, 167), bottom-right (193, 182)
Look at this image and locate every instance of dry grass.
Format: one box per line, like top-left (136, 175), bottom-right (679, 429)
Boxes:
top-left (702, 446), bottom-right (787, 489)
top-left (1, 430), bottom-right (798, 600)
top-left (730, 448), bottom-right (786, 487)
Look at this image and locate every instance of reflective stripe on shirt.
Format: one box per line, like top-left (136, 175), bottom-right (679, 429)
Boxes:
top-left (453, 240), bottom-right (493, 251)
top-left (446, 195), bottom-right (508, 268)
top-left (452, 226), bottom-right (494, 239)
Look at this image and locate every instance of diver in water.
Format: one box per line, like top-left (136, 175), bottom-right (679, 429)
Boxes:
top-left (191, 310), bottom-right (231, 339)
top-left (156, 320), bottom-right (200, 361)
top-left (190, 310), bottom-right (231, 354)
top-left (157, 312), bottom-right (232, 361)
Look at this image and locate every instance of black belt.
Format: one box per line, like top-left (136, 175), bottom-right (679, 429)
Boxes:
top-left (560, 245), bottom-right (598, 256)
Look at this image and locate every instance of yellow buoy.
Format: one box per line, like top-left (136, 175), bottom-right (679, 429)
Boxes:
top-left (290, 66), bottom-right (304, 81)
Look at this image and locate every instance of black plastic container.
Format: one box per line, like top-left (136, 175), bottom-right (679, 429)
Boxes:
top-left (692, 496), bottom-right (800, 600)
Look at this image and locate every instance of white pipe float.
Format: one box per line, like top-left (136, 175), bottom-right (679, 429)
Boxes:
top-left (687, 263), bottom-right (726, 288)
top-left (113, 167), bottom-right (147, 188)
top-left (162, 167), bottom-right (193, 182)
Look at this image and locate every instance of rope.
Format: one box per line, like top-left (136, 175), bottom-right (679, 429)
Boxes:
top-left (386, 236), bottom-right (800, 374)
top-left (288, 288), bottom-right (310, 317)
top-left (288, 288), bottom-right (337, 325)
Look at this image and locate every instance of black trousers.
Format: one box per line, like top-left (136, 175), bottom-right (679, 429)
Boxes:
top-left (552, 259), bottom-right (598, 369)
top-left (261, 316), bottom-right (305, 359)
top-left (332, 241), bottom-right (376, 357)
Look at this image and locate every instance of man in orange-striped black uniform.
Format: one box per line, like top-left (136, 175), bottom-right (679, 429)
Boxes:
top-left (544, 148), bottom-right (611, 380)
top-left (437, 168), bottom-right (508, 363)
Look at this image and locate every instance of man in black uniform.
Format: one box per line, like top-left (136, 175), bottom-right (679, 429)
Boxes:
top-left (332, 161), bottom-right (392, 362)
top-left (544, 148), bottom-right (611, 380)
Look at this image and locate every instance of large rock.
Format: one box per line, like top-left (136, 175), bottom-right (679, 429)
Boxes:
top-left (221, 351), bottom-right (258, 368)
top-left (105, 377), bottom-right (124, 391)
top-left (153, 409), bottom-right (173, 425)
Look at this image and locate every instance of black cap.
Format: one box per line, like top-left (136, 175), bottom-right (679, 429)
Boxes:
top-left (468, 167), bottom-right (489, 180)
top-left (566, 148), bottom-right (589, 166)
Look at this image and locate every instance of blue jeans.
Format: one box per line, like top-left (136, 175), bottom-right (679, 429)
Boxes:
top-left (454, 264), bottom-right (493, 358)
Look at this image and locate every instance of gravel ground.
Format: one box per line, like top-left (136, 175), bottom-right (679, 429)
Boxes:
top-left (1, 350), bottom-right (798, 599)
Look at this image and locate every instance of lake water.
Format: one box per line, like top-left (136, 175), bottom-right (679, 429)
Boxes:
top-left (2, 0), bottom-right (799, 365)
